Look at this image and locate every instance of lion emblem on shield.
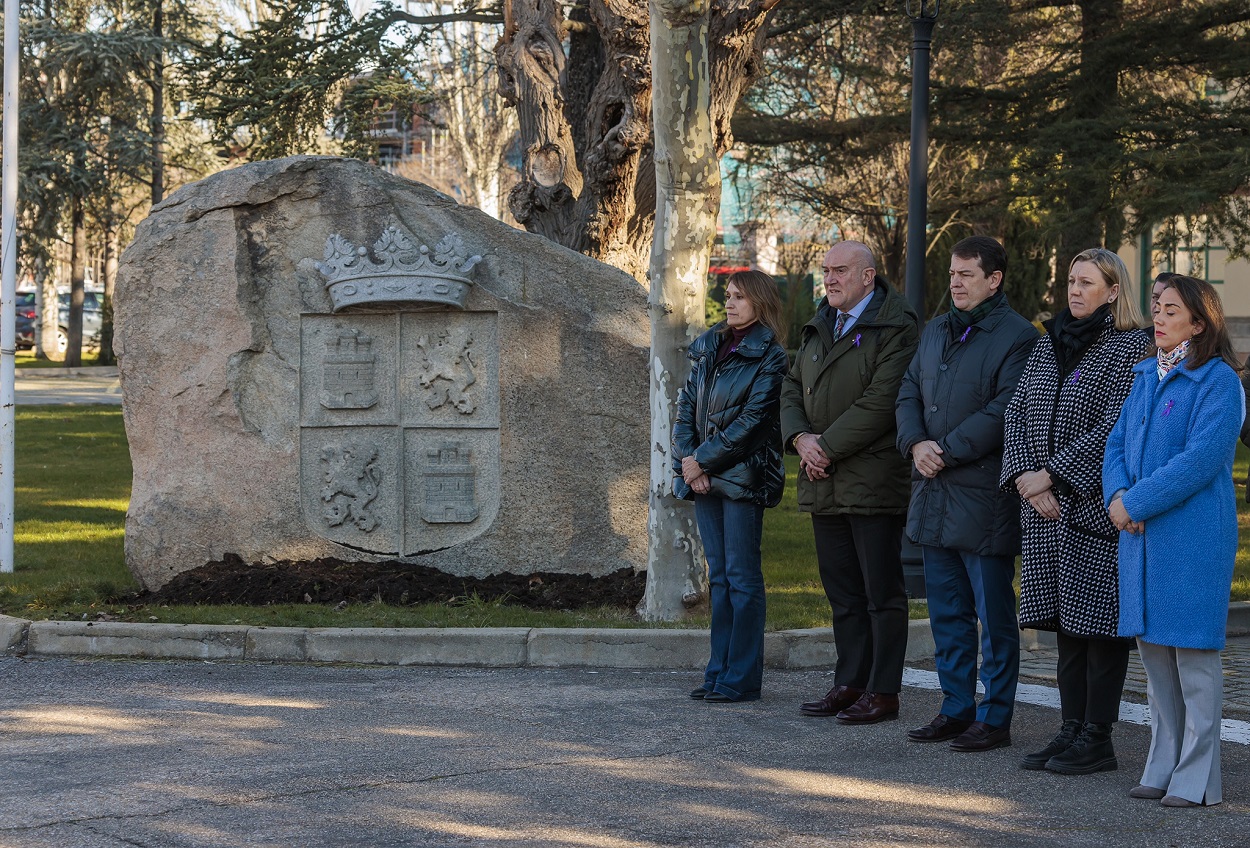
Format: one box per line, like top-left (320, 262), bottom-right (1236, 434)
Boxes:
top-left (320, 441), bottom-right (381, 531)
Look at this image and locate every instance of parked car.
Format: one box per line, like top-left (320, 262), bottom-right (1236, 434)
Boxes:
top-left (14, 291), bottom-right (36, 349)
top-left (59, 291), bottom-right (103, 354)
top-left (14, 290), bottom-right (102, 354)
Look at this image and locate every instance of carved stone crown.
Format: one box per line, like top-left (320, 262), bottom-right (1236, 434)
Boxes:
top-left (315, 224), bottom-right (482, 311)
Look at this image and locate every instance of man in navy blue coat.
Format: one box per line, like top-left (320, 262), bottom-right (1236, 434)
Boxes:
top-left (895, 236), bottom-right (1039, 752)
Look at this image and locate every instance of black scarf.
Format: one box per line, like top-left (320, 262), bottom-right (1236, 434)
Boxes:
top-left (949, 291), bottom-right (1005, 339)
top-left (1049, 304), bottom-right (1112, 378)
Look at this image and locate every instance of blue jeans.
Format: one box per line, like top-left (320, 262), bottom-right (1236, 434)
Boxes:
top-left (695, 495), bottom-right (766, 700)
top-left (922, 546), bottom-right (1019, 728)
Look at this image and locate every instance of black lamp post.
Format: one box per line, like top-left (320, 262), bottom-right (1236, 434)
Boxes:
top-left (904, 0), bottom-right (939, 320)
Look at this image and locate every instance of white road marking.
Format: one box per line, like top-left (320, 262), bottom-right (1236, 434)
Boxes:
top-left (901, 667), bottom-right (1250, 745)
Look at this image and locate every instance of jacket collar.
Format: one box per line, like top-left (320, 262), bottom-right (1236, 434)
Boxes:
top-left (1131, 351), bottom-right (1222, 382)
top-left (689, 321), bottom-right (776, 360)
top-left (802, 279), bottom-right (914, 339)
top-left (941, 293), bottom-right (1015, 338)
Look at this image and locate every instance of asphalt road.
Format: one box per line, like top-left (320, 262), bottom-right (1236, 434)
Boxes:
top-left (13, 368), bottom-right (120, 406)
top-left (2, 657), bottom-right (1248, 848)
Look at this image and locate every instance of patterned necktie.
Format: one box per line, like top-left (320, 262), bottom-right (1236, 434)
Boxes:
top-left (834, 311), bottom-right (849, 341)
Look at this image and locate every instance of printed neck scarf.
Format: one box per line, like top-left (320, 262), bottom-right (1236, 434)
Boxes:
top-left (1156, 338), bottom-right (1190, 380)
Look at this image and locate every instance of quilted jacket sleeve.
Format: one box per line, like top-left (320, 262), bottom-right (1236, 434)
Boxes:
top-left (693, 346), bottom-right (790, 474)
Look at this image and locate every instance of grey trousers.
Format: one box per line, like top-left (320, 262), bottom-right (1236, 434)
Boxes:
top-left (1137, 639), bottom-right (1223, 805)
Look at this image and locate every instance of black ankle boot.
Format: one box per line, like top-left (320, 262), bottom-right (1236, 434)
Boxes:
top-left (1021, 719), bottom-right (1082, 771)
top-left (1045, 722), bottom-right (1118, 774)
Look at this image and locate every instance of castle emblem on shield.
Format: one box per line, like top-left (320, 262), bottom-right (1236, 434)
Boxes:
top-left (321, 328), bottom-right (378, 409)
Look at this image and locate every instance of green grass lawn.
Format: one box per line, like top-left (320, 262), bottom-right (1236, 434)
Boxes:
top-left (14, 350), bottom-right (106, 369)
top-left (2, 406), bottom-right (1249, 629)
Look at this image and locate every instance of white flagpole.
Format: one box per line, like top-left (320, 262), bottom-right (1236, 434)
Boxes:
top-left (0, 0), bottom-right (18, 573)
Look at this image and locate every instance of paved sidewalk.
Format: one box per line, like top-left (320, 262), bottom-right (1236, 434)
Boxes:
top-left (1, 657), bottom-right (1248, 848)
top-left (14, 366), bottom-right (120, 405)
top-left (1019, 635), bottom-right (1250, 717)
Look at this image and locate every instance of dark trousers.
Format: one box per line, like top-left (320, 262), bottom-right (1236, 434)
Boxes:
top-left (923, 546), bottom-right (1019, 728)
top-left (811, 513), bottom-right (908, 694)
top-left (1056, 631), bottom-right (1131, 725)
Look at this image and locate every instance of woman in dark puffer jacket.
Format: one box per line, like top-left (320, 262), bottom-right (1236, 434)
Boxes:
top-left (672, 270), bottom-right (790, 703)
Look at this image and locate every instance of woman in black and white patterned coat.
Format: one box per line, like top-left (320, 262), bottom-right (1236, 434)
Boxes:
top-left (1002, 248), bottom-right (1151, 776)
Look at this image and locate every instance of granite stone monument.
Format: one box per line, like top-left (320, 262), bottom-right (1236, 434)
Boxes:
top-left (115, 156), bottom-right (650, 590)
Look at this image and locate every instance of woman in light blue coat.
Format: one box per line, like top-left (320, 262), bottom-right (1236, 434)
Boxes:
top-left (1103, 274), bottom-right (1244, 808)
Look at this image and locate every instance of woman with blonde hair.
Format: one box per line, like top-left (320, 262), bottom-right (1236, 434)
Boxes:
top-left (672, 270), bottom-right (790, 702)
top-left (1002, 247), bottom-right (1151, 773)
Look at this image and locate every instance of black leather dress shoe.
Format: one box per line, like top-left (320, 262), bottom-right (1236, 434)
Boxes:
top-left (704, 690), bottom-right (761, 703)
top-left (689, 687), bottom-right (710, 700)
top-left (949, 721), bottom-right (1011, 752)
top-left (800, 685), bottom-right (863, 717)
top-left (908, 714), bottom-right (973, 743)
top-left (835, 692), bottom-right (899, 724)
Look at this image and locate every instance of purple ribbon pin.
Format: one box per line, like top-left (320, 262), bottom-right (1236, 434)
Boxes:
top-left (853, 333), bottom-right (862, 348)
top-left (1163, 400), bottom-right (1174, 417)
top-left (959, 327), bottom-right (971, 343)
top-left (1068, 369), bottom-right (1081, 385)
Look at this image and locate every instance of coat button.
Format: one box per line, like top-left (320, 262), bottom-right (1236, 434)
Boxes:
top-left (940, 364), bottom-right (948, 371)
top-left (806, 387), bottom-right (812, 395)
top-left (930, 405), bottom-right (938, 412)
top-left (812, 354), bottom-right (818, 361)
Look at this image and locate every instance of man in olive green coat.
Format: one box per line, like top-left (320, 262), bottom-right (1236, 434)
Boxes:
top-left (781, 241), bottom-right (920, 724)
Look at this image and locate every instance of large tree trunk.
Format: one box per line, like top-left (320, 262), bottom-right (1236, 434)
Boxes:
top-left (495, 0), bottom-right (774, 281)
top-left (639, 0), bottom-right (721, 621)
top-left (151, 0), bottom-right (165, 205)
top-left (494, 0), bottom-right (779, 617)
top-left (97, 223), bottom-right (118, 366)
top-left (34, 256), bottom-right (56, 361)
top-left (65, 192), bottom-right (86, 368)
top-left (495, 0), bottom-right (586, 248)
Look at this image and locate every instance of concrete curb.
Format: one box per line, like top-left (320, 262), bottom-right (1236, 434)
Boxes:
top-left (1228, 601), bottom-right (1250, 635)
top-left (14, 366), bottom-right (118, 379)
top-left (0, 613), bottom-right (1066, 670)
top-left (13, 608), bottom-right (1245, 667)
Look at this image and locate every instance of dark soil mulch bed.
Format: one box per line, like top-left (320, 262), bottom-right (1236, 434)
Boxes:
top-left (132, 554), bottom-right (646, 610)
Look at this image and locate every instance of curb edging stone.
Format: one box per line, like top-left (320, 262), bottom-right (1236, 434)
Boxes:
top-left (16, 606), bottom-right (1250, 670)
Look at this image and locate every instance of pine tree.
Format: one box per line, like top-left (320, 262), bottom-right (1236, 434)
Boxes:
top-left (733, 0), bottom-right (1250, 313)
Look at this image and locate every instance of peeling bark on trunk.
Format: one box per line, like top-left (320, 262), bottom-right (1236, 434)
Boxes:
top-left (639, 0), bottom-right (720, 622)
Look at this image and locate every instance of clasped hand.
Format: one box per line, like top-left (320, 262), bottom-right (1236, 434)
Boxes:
top-left (794, 433), bottom-right (831, 481)
top-left (1108, 496), bottom-right (1144, 535)
top-left (911, 440), bottom-right (946, 479)
top-left (681, 456), bottom-right (711, 495)
top-left (1016, 469), bottom-right (1060, 520)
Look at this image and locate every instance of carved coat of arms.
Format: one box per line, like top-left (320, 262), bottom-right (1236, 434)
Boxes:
top-left (298, 225), bottom-right (500, 555)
